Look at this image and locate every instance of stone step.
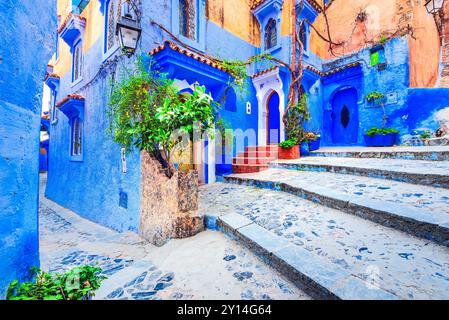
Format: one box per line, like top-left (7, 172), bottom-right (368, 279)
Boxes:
top-left (232, 157), bottom-right (276, 165)
top-left (224, 169), bottom-right (449, 247)
top-left (200, 183), bottom-right (449, 299)
top-left (311, 146), bottom-right (449, 161)
top-left (232, 164), bottom-right (269, 174)
top-left (271, 157), bottom-right (449, 189)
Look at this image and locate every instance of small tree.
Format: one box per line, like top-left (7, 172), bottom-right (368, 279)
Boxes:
top-left (108, 60), bottom-right (218, 178)
top-left (285, 93), bottom-right (310, 145)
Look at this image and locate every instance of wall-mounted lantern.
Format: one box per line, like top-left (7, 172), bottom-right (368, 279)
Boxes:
top-left (116, 13), bottom-right (142, 57)
top-left (425, 0), bottom-right (445, 14)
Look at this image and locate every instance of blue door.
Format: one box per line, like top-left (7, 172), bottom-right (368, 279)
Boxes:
top-left (267, 92), bottom-right (280, 145)
top-left (331, 88), bottom-right (358, 145)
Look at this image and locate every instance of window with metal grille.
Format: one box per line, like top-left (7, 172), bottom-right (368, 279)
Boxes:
top-left (106, 0), bottom-right (116, 51)
top-left (265, 19), bottom-right (277, 50)
top-left (72, 41), bottom-right (83, 82)
top-left (71, 117), bottom-right (83, 157)
top-left (180, 0), bottom-right (196, 40)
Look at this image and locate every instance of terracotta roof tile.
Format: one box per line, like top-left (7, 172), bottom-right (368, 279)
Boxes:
top-left (44, 73), bottom-right (60, 82)
top-left (251, 66), bottom-right (280, 78)
top-left (323, 61), bottom-right (362, 76)
top-left (149, 41), bottom-right (225, 71)
top-left (56, 94), bottom-right (85, 108)
top-left (57, 13), bottom-right (86, 34)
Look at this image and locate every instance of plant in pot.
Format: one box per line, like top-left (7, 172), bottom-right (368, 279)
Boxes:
top-left (281, 94), bottom-right (310, 159)
top-left (279, 138), bottom-right (300, 159)
top-left (364, 91), bottom-right (399, 147)
top-left (306, 131), bottom-right (321, 151)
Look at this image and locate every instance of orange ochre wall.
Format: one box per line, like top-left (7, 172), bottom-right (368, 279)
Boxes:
top-left (310, 0), bottom-right (440, 88)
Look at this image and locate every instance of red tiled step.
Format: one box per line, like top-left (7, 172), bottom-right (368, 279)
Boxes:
top-left (232, 164), bottom-right (270, 174)
top-left (245, 145), bottom-right (279, 152)
top-left (238, 150), bottom-right (279, 158)
top-left (232, 157), bottom-right (276, 165)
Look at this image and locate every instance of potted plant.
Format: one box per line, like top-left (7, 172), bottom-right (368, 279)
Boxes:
top-left (364, 91), bottom-right (398, 147)
top-left (279, 138), bottom-right (300, 159)
top-left (364, 127), bottom-right (399, 147)
top-left (306, 131), bottom-right (321, 151)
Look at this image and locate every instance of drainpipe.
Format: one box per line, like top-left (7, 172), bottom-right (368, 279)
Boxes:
top-left (291, 0), bottom-right (297, 104)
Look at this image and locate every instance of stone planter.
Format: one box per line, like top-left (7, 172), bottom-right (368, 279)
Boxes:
top-left (140, 152), bottom-right (203, 246)
top-left (278, 145), bottom-right (300, 160)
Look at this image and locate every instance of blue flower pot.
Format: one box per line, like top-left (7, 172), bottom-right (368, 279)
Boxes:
top-left (300, 141), bottom-right (310, 156)
top-left (364, 133), bottom-right (398, 147)
top-left (309, 137), bottom-right (321, 151)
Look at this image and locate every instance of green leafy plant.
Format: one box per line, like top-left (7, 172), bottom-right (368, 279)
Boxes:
top-left (7, 266), bottom-right (106, 300)
top-left (285, 94), bottom-right (310, 145)
top-left (365, 127), bottom-right (399, 137)
top-left (366, 91), bottom-right (386, 104)
top-left (108, 59), bottom-right (218, 178)
top-left (279, 138), bottom-right (297, 149)
top-left (420, 130), bottom-right (433, 139)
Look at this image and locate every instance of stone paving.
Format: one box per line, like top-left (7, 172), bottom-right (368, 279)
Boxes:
top-left (228, 168), bottom-right (449, 219)
top-left (272, 157), bottom-right (449, 176)
top-left (39, 175), bottom-right (307, 300)
top-left (199, 183), bottom-right (449, 299)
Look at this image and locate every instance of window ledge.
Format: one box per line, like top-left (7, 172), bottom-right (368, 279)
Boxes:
top-left (264, 44), bottom-right (282, 55)
top-left (70, 156), bottom-right (84, 162)
top-left (71, 77), bottom-right (83, 88)
top-left (103, 45), bottom-right (120, 63)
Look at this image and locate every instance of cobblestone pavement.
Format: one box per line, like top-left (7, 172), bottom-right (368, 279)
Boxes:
top-left (199, 183), bottom-right (449, 300)
top-left (229, 169), bottom-right (449, 219)
top-left (39, 175), bottom-right (307, 300)
top-left (273, 157), bottom-right (449, 175)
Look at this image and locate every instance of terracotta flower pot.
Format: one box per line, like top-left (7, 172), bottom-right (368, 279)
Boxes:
top-left (278, 145), bottom-right (300, 160)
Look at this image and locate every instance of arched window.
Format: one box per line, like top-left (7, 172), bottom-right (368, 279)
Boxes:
top-left (265, 19), bottom-right (277, 50)
top-left (179, 0), bottom-right (196, 40)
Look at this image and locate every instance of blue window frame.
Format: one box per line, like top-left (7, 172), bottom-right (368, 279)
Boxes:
top-left (70, 116), bottom-right (83, 160)
top-left (50, 89), bottom-right (58, 124)
top-left (265, 19), bottom-right (277, 50)
top-left (72, 40), bottom-right (83, 82)
top-left (104, 0), bottom-right (118, 55)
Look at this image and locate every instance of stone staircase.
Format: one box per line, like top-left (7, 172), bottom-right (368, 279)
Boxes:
top-left (201, 147), bottom-right (449, 300)
top-left (232, 145), bottom-right (278, 174)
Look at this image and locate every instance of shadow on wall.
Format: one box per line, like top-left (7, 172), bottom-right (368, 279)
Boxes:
top-left (405, 88), bottom-right (449, 134)
top-left (0, 0), bottom-right (56, 298)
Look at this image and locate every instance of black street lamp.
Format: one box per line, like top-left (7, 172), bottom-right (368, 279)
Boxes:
top-left (116, 13), bottom-right (142, 57)
top-left (425, 0), bottom-right (445, 14)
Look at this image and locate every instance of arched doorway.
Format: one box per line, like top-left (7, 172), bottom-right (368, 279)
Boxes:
top-left (331, 88), bottom-right (359, 145)
top-left (266, 91), bottom-right (280, 145)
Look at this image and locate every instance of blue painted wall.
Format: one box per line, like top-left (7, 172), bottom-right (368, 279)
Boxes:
top-left (0, 0), bottom-right (56, 298)
top-left (45, 36), bottom-right (142, 233)
top-left (320, 37), bottom-right (410, 146)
